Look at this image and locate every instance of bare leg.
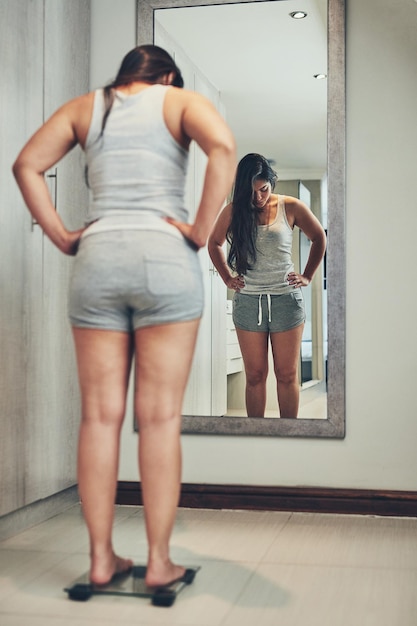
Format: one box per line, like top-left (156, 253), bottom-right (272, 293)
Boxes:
top-left (235, 329), bottom-right (269, 417)
top-left (72, 328), bottom-right (134, 585)
top-left (134, 319), bottom-right (200, 587)
top-left (270, 323), bottom-right (304, 418)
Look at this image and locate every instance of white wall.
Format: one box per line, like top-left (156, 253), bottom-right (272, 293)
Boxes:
top-left (91, 0), bottom-right (417, 492)
top-left (90, 0), bottom-right (136, 88)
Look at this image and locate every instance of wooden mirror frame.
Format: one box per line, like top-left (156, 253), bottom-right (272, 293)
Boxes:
top-left (136, 0), bottom-right (345, 438)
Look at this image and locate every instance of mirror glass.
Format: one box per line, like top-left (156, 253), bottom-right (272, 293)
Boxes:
top-left (136, 0), bottom-right (345, 438)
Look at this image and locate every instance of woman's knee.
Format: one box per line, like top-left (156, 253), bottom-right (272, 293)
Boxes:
top-left (81, 394), bottom-right (127, 426)
top-left (245, 366), bottom-right (268, 387)
top-left (135, 399), bottom-right (182, 428)
top-left (274, 367), bottom-right (298, 386)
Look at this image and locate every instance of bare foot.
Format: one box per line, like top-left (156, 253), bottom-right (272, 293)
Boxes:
top-left (145, 560), bottom-right (185, 588)
top-left (90, 552), bottom-right (133, 586)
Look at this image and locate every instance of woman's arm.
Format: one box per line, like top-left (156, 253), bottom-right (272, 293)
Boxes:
top-left (166, 90), bottom-right (237, 249)
top-left (285, 196), bottom-right (327, 287)
top-left (12, 95), bottom-right (91, 255)
top-left (208, 204), bottom-right (245, 291)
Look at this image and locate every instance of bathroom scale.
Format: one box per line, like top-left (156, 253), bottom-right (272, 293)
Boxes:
top-left (64, 565), bottom-right (200, 607)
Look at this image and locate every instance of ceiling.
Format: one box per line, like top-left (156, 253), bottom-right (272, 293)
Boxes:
top-left (155, 0), bottom-right (328, 180)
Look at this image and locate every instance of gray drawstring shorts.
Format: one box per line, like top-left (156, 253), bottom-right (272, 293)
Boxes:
top-left (68, 227), bottom-right (203, 332)
top-left (232, 291), bottom-right (305, 333)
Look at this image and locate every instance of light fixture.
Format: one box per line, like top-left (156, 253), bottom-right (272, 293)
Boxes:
top-left (289, 11), bottom-right (307, 19)
top-left (314, 74), bottom-right (327, 80)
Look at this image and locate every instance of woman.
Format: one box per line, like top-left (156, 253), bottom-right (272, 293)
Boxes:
top-left (208, 153), bottom-right (326, 418)
top-left (13, 45), bottom-right (236, 588)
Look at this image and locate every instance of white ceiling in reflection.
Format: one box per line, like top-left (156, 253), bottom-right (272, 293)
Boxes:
top-left (156, 0), bottom-right (328, 179)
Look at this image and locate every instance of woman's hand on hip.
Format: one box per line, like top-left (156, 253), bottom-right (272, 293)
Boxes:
top-left (164, 217), bottom-right (201, 250)
top-left (287, 272), bottom-right (310, 288)
top-left (226, 274), bottom-right (245, 292)
top-left (60, 228), bottom-right (86, 256)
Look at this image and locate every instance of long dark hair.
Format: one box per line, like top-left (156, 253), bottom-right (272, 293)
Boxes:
top-left (227, 153), bottom-right (278, 275)
top-left (100, 45), bottom-right (184, 137)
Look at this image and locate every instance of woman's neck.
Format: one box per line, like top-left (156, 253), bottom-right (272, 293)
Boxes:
top-left (256, 194), bottom-right (278, 225)
top-left (115, 82), bottom-right (153, 96)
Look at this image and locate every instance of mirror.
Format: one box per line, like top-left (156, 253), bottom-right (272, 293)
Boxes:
top-left (136, 0), bottom-right (345, 438)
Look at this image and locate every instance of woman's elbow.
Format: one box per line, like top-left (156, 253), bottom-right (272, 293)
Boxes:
top-left (12, 158), bottom-right (22, 180)
top-left (207, 236), bottom-right (221, 260)
top-left (224, 135), bottom-right (237, 164)
top-left (207, 236), bottom-right (216, 257)
top-left (318, 232), bottom-right (327, 257)
top-left (12, 156), bottom-right (31, 182)
top-left (12, 159), bottom-right (28, 188)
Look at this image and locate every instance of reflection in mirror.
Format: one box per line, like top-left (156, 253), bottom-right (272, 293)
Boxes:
top-left (137, 0), bottom-right (345, 437)
top-left (222, 176), bottom-right (328, 420)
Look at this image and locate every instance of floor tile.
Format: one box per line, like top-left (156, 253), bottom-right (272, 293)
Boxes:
top-left (1, 507), bottom-right (416, 626)
top-left (169, 509), bottom-right (291, 563)
top-left (0, 549), bottom-right (68, 602)
top-left (223, 562), bottom-right (417, 626)
top-left (264, 512), bottom-right (417, 569)
top-left (0, 553), bottom-right (255, 625)
top-left (0, 505), bottom-right (139, 555)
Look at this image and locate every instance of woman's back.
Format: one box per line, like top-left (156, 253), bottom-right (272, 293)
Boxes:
top-left (85, 85), bottom-right (188, 224)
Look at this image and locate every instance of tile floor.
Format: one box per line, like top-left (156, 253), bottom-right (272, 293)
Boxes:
top-left (226, 379), bottom-right (327, 419)
top-left (1, 505), bottom-right (416, 625)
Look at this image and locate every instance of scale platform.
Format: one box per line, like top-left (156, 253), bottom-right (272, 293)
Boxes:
top-left (64, 565), bottom-right (200, 607)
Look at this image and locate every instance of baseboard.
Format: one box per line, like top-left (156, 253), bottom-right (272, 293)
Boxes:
top-left (116, 482), bottom-right (417, 517)
top-left (0, 485), bottom-right (79, 541)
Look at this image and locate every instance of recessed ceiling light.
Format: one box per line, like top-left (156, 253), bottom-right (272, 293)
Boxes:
top-left (314, 74), bottom-right (327, 80)
top-left (290, 11), bottom-right (307, 19)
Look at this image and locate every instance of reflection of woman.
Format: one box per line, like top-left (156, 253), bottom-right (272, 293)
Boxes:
top-left (208, 153), bottom-right (326, 418)
top-left (13, 45), bottom-right (236, 588)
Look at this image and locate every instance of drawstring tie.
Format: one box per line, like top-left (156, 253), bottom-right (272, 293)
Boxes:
top-left (257, 294), bottom-right (272, 326)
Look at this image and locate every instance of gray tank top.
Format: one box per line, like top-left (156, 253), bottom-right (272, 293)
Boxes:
top-left (241, 195), bottom-right (295, 295)
top-left (84, 85), bottom-right (189, 226)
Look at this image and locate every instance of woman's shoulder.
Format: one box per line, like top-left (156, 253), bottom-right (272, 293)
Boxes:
top-left (61, 91), bottom-right (96, 114)
top-left (281, 195), bottom-right (312, 226)
top-left (281, 194), bottom-right (298, 205)
top-left (59, 92), bottom-right (96, 148)
top-left (166, 86), bottom-right (213, 106)
top-left (281, 194), bottom-right (305, 213)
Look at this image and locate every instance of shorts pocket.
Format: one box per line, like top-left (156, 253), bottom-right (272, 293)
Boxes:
top-left (290, 290), bottom-right (304, 308)
top-left (232, 291), bottom-right (243, 314)
top-left (144, 256), bottom-right (188, 296)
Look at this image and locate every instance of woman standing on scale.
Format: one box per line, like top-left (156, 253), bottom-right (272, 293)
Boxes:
top-left (13, 45), bottom-right (236, 588)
